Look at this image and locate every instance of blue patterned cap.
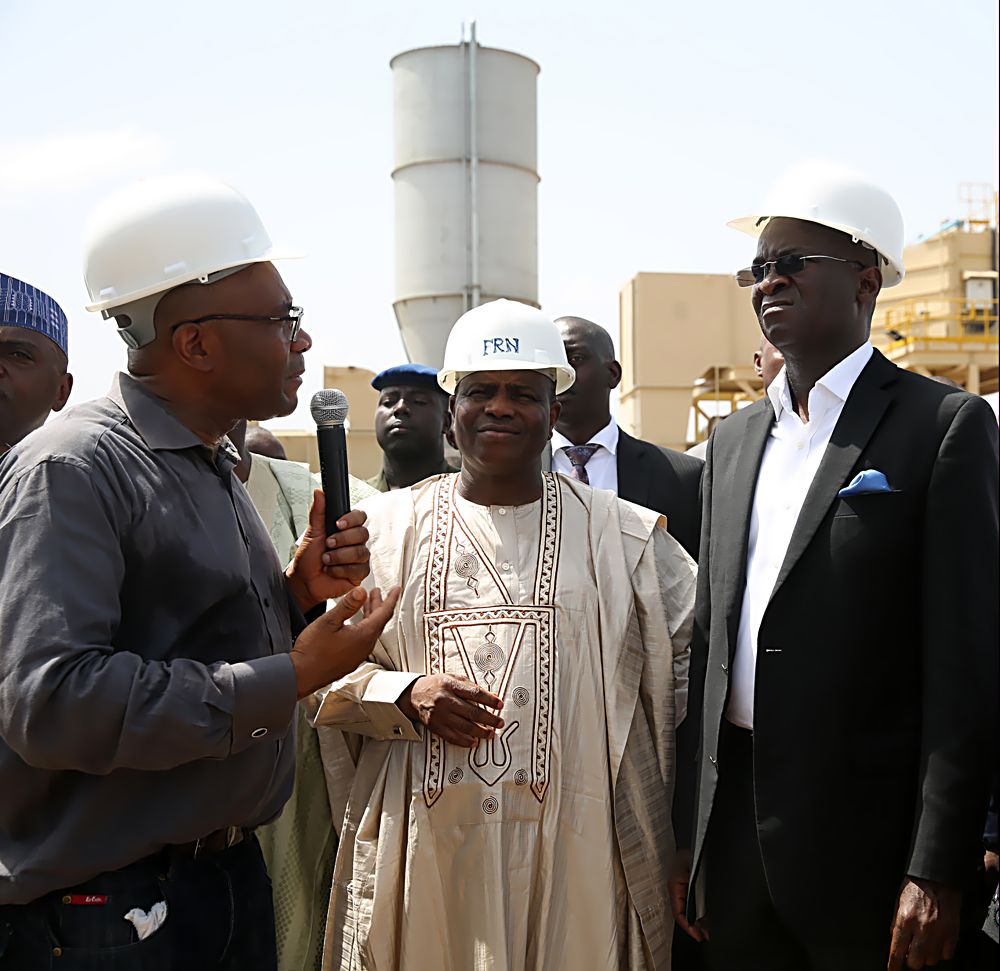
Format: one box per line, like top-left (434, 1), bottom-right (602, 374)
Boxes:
top-left (0, 273), bottom-right (68, 355)
top-left (371, 363), bottom-right (442, 391)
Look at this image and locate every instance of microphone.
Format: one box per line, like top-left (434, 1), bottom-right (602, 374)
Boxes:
top-left (310, 389), bottom-right (351, 535)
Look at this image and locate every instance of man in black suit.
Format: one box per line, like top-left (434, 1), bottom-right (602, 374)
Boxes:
top-left (549, 315), bottom-right (703, 560)
top-left (670, 163), bottom-right (998, 971)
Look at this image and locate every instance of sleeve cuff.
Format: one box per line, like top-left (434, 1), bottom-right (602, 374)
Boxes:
top-left (361, 671), bottom-right (422, 741)
top-left (230, 654), bottom-right (298, 754)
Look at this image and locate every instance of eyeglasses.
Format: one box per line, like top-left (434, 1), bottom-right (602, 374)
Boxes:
top-left (735, 255), bottom-right (868, 288)
top-left (173, 306), bottom-right (305, 342)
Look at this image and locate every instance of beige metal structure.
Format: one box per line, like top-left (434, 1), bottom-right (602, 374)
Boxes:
top-left (273, 366), bottom-right (382, 480)
top-left (871, 212), bottom-right (997, 394)
top-left (618, 271), bottom-right (762, 450)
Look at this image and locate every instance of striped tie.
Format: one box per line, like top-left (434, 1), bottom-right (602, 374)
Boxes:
top-left (563, 444), bottom-right (599, 484)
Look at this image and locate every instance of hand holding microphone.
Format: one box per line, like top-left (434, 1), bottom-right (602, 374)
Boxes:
top-left (283, 389), bottom-right (400, 696)
top-left (285, 390), bottom-right (369, 611)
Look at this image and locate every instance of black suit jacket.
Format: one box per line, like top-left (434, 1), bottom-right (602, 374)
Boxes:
top-left (615, 429), bottom-right (703, 561)
top-left (676, 350), bottom-right (999, 934)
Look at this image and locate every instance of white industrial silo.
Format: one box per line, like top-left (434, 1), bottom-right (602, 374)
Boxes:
top-left (391, 24), bottom-right (540, 367)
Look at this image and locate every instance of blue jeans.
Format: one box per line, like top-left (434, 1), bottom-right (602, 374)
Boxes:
top-left (0, 835), bottom-right (276, 970)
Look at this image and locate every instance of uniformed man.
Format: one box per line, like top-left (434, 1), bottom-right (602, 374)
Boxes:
top-left (367, 363), bottom-right (457, 492)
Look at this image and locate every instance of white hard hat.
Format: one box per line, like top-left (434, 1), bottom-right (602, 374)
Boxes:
top-left (438, 299), bottom-right (576, 395)
top-left (83, 173), bottom-right (301, 347)
top-left (728, 161), bottom-right (905, 287)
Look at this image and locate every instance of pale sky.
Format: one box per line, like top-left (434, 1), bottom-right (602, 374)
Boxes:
top-left (1, 0), bottom-right (996, 429)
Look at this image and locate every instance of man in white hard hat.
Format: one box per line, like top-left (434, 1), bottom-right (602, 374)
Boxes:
top-left (670, 162), bottom-right (998, 970)
top-left (309, 299), bottom-right (696, 970)
top-left (0, 174), bottom-right (398, 970)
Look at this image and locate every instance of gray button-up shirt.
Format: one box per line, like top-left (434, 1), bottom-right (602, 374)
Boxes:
top-left (0, 373), bottom-right (298, 904)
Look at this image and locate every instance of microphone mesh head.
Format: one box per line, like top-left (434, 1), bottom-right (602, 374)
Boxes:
top-left (310, 388), bottom-right (349, 426)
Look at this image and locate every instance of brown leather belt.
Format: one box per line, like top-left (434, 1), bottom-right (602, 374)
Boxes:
top-left (170, 826), bottom-right (252, 862)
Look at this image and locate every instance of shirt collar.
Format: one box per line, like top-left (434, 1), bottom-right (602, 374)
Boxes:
top-left (107, 372), bottom-right (213, 453)
top-left (766, 343), bottom-right (873, 421)
top-left (551, 417), bottom-right (619, 455)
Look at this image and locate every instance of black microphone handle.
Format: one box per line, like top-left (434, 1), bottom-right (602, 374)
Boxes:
top-left (316, 424), bottom-right (351, 535)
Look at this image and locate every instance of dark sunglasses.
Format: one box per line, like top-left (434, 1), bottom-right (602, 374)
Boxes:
top-left (172, 306), bottom-right (305, 342)
top-left (736, 255), bottom-right (867, 288)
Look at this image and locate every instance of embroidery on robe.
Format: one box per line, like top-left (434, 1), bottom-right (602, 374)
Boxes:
top-left (421, 475), bottom-right (562, 810)
top-left (453, 541), bottom-right (481, 596)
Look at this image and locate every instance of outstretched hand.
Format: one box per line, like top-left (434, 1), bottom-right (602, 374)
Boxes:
top-left (290, 584), bottom-right (401, 699)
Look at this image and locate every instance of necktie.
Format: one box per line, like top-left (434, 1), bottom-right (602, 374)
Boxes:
top-left (563, 444), bottom-right (599, 485)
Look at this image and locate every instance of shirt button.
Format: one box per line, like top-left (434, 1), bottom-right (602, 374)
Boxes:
top-left (263, 598), bottom-right (271, 608)
top-left (53, 948), bottom-right (63, 957)
top-left (796, 441), bottom-right (805, 450)
top-left (497, 508), bottom-right (507, 516)
top-left (501, 561), bottom-right (511, 571)
top-left (251, 728), bottom-right (268, 738)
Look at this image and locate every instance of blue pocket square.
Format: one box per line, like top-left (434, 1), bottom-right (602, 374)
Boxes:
top-left (837, 469), bottom-right (895, 497)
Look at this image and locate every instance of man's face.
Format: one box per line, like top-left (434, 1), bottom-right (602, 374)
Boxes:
top-left (158, 262), bottom-right (311, 420)
top-left (753, 339), bottom-right (785, 390)
top-left (554, 319), bottom-right (621, 429)
top-left (451, 370), bottom-right (559, 474)
top-left (750, 217), bottom-right (879, 357)
top-left (374, 384), bottom-right (448, 459)
top-left (0, 326), bottom-right (72, 449)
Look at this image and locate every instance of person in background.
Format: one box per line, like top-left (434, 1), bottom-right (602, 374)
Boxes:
top-left (688, 337), bottom-right (783, 461)
top-left (245, 423), bottom-right (288, 461)
top-left (550, 315), bottom-right (703, 560)
top-left (0, 273), bottom-right (73, 456)
top-left (367, 363), bottom-right (457, 492)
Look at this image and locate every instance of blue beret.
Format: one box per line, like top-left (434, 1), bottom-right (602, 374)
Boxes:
top-left (0, 273), bottom-right (68, 355)
top-left (371, 363), bottom-right (444, 392)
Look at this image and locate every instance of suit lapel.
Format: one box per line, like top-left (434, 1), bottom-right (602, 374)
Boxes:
top-left (721, 402), bottom-right (773, 636)
top-left (769, 351), bottom-right (898, 601)
top-left (616, 431), bottom-right (650, 507)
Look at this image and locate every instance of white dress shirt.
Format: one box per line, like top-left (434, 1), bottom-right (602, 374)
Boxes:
top-left (551, 418), bottom-right (620, 493)
top-left (727, 342), bottom-right (873, 729)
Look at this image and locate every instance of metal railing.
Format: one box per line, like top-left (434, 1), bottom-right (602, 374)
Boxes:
top-left (877, 297), bottom-right (998, 344)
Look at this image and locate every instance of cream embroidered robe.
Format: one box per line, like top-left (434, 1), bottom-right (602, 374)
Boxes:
top-left (309, 473), bottom-right (695, 971)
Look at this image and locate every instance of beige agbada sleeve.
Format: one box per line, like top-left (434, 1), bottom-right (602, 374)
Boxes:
top-left (304, 486), bottom-right (426, 750)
